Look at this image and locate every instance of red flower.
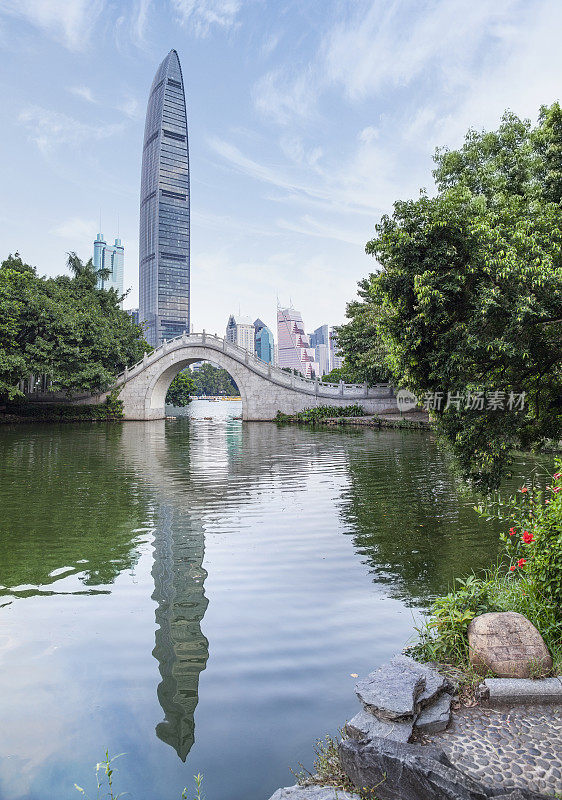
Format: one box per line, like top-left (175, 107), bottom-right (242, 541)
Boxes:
top-left (554, 487), bottom-right (561, 493)
top-left (520, 487), bottom-right (528, 493)
top-left (517, 558), bottom-right (527, 567)
top-left (546, 500), bottom-right (550, 504)
top-left (522, 531), bottom-right (534, 544)
top-left (553, 472), bottom-right (561, 479)
top-left (509, 527), bottom-right (516, 536)
top-left (509, 565), bottom-right (516, 572)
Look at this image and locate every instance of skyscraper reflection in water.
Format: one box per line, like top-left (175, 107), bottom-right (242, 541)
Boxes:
top-left (151, 505), bottom-right (208, 761)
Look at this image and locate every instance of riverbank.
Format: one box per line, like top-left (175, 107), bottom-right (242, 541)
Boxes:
top-left (277, 408), bottom-right (432, 430)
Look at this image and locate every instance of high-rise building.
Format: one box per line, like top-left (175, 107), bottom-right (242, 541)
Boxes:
top-left (139, 49), bottom-right (190, 347)
top-left (277, 307), bottom-right (319, 378)
top-left (94, 233), bottom-right (124, 301)
top-left (330, 327), bottom-right (344, 370)
top-left (254, 319), bottom-right (275, 364)
top-left (226, 314), bottom-right (255, 354)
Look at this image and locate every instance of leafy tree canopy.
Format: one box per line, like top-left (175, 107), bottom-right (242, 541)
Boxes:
top-left (0, 252), bottom-right (149, 399)
top-left (342, 104), bottom-right (562, 487)
top-left (166, 369), bottom-right (196, 406)
top-left (191, 362), bottom-right (239, 396)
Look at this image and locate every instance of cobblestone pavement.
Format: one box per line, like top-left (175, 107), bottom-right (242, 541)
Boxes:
top-left (428, 704), bottom-right (562, 797)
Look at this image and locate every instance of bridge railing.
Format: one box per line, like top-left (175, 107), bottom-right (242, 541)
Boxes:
top-left (114, 333), bottom-right (393, 398)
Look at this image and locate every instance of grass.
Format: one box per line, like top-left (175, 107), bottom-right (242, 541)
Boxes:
top-left (75, 752), bottom-right (204, 800)
top-left (291, 730), bottom-right (383, 799)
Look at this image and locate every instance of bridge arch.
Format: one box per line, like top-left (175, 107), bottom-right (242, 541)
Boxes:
top-left (146, 352), bottom-right (247, 414)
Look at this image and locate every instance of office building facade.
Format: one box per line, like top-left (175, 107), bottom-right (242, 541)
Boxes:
top-left (254, 320), bottom-right (275, 364)
top-left (94, 233), bottom-right (124, 301)
top-left (139, 49), bottom-right (190, 346)
top-left (277, 307), bottom-right (318, 378)
top-left (226, 314), bottom-right (255, 354)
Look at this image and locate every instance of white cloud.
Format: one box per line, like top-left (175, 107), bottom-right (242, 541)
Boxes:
top-left (18, 106), bottom-right (124, 152)
top-left (116, 95), bottom-right (141, 119)
top-left (51, 218), bottom-right (97, 249)
top-left (0, 0), bottom-right (106, 50)
top-left (170, 0), bottom-right (241, 36)
top-left (68, 85), bottom-right (96, 103)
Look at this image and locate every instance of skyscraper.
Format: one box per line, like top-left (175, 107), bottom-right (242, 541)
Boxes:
top-left (93, 232), bottom-right (124, 302)
top-left (277, 307), bottom-right (319, 378)
top-left (254, 319), bottom-right (275, 364)
top-left (139, 49), bottom-right (190, 347)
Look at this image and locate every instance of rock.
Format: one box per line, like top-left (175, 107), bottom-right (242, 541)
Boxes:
top-left (338, 737), bottom-right (550, 800)
top-left (391, 655), bottom-right (451, 707)
top-left (467, 612), bottom-right (553, 678)
top-left (414, 692), bottom-right (452, 734)
top-left (355, 656), bottom-right (426, 721)
top-left (346, 709), bottom-right (414, 743)
top-left (267, 786), bottom-right (361, 800)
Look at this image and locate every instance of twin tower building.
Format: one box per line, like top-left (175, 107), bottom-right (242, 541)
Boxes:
top-left (139, 49), bottom-right (190, 347)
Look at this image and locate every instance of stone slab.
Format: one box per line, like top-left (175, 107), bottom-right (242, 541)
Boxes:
top-left (484, 676), bottom-right (562, 705)
top-left (268, 786), bottom-right (361, 800)
top-left (414, 692), bottom-right (452, 734)
top-left (346, 709), bottom-right (414, 743)
top-left (355, 657), bottom-right (426, 721)
top-left (391, 655), bottom-right (450, 707)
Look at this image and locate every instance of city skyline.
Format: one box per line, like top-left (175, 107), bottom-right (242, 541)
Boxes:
top-left (2, 2), bottom-right (562, 337)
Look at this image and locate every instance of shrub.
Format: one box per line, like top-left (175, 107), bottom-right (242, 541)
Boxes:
top-left (275, 404), bottom-right (364, 423)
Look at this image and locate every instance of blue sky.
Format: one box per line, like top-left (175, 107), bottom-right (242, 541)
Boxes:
top-left (1, 0), bottom-right (561, 336)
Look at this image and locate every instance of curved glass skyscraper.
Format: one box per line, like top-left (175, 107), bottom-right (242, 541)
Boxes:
top-left (139, 49), bottom-right (190, 346)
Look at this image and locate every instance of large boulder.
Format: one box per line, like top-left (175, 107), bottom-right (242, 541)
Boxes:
top-left (467, 612), bottom-right (552, 678)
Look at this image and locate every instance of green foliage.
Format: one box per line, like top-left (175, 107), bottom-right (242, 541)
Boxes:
top-left (346, 104), bottom-right (562, 487)
top-left (0, 252), bottom-right (149, 400)
top-left (335, 277), bottom-right (392, 384)
top-left (320, 367), bottom-right (346, 383)
top-left (190, 362), bottom-right (239, 396)
top-left (275, 404), bottom-right (364, 423)
top-left (166, 369), bottom-right (196, 406)
top-left (480, 461), bottom-right (562, 610)
top-left (414, 461), bottom-right (562, 667)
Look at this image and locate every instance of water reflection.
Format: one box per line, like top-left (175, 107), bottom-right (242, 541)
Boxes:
top-left (152, 505), bottom-right (208, 761)
top-left (0, 424), bottom-right (149, 600)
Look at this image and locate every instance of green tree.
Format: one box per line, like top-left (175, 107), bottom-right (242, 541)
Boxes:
top-left (0, 252), bottom-right (150, 399)
top-left (191, 362), bottom-right (239, 396)
top-left (349, 104), bottom-right (562, 487)
top-left (166, 369), bottom-right (196, 406)
top-left (335, 278), bottom-right (391, 384)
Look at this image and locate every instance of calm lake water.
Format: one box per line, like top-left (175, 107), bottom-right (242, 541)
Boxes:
top-left (0, 401), bottom-right (548, 800)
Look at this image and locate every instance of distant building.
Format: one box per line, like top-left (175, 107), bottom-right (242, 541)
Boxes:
top-left (309, 324), bottom-right (329, 349)
top-left (94, 233), bottom-right (124, 302)
top-left (126, 308), bottom-right (140, 325)
top-left (226, 314), bottom-right (255, 354)
top-left (254, 320), bottom-right (275, 364)
top-left (330, 327), bottom-right (343, 370)
top-left (277, 307), bottom-right (319, 378)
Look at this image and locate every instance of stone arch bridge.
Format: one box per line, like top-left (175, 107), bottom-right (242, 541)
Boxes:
top-left (37, 332), bottom-right (396, 421)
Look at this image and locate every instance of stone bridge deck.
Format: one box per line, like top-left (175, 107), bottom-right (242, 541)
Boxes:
top-left (26, 332), bottom-right (397, 421)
